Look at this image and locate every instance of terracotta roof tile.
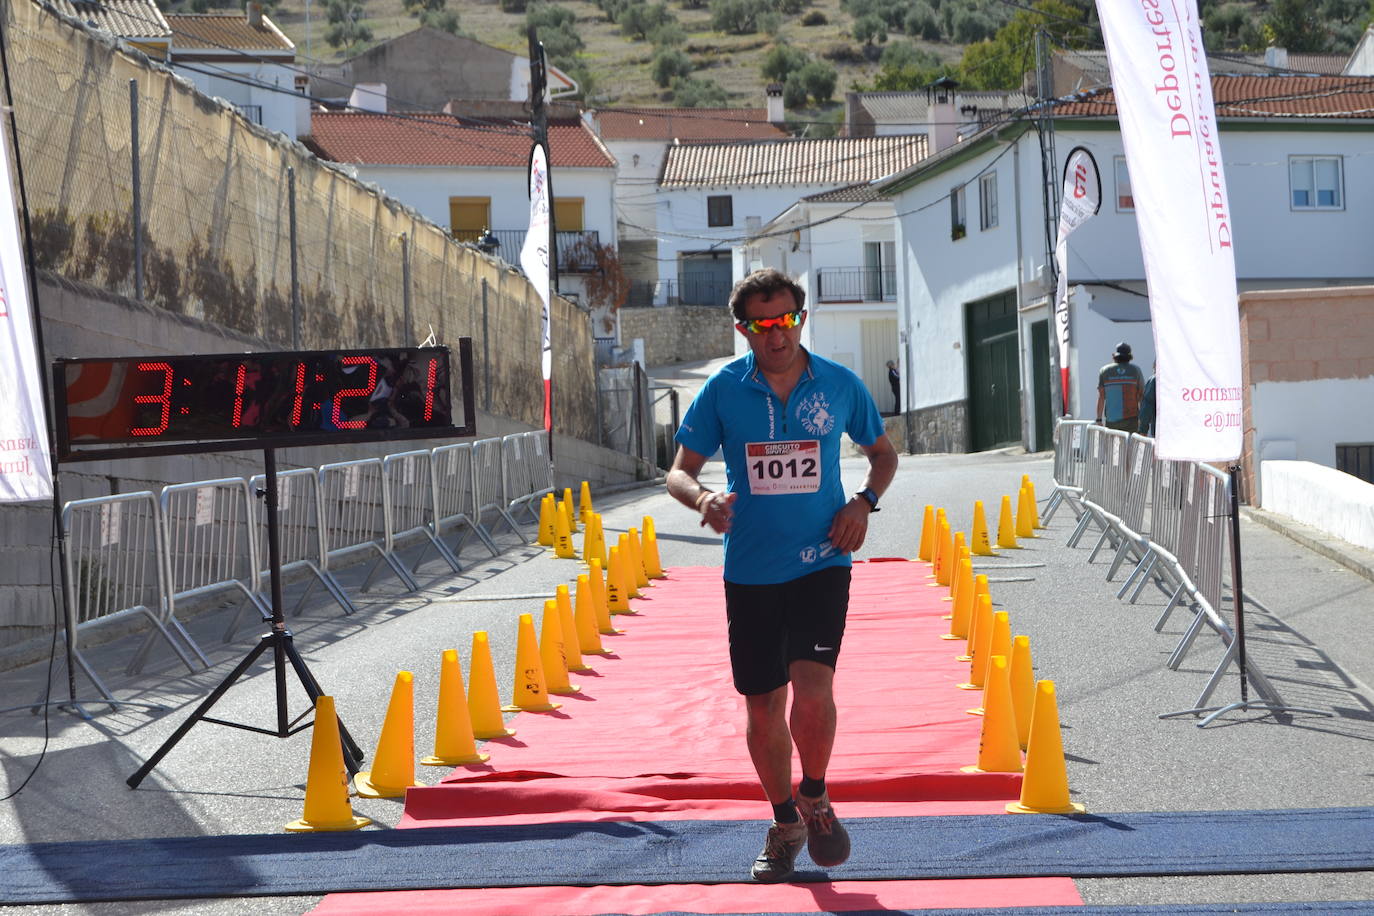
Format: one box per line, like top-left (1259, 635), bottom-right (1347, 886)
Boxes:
top-left (1053, 74), bottom-right (1374, 120)
top-left (802, 183), bottom-right (890, 204)
top-left (594, 107), bottom-right (787, 141)
top-left (51, 0), bottom-right (169, 40)
top-left (166, 12), bottom-right (293, 52)
top-left (307, 111), bottom-right (616, 169)
top-left (660, 135), bottom-right (928, 189)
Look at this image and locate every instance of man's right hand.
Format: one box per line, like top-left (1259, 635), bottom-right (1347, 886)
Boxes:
top-left (697, 490), bottom-right (737, 534)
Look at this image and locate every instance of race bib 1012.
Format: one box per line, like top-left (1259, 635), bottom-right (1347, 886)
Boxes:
top-left (746, 440), bottom-right (820, 495)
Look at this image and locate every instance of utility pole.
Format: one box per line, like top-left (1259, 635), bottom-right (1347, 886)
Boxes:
top-left (1035, 28), bottom-right (1060, 288)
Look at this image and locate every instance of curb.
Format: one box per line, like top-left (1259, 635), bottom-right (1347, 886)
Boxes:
top-left (1242, 506), bottom-right (1374, 584)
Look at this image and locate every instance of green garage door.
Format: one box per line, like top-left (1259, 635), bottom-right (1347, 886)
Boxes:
top-left (966, 291), bottom-right (1021, 452)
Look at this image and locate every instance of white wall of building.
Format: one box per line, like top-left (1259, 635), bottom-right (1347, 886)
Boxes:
top-left (178, 64), bottom-right (306, 140)
top-left (602, 138), bottom-right (668, 242)
top-left (1253, 376), bottom-right (1374, 468)
top-left (658, 184), bottom-right (836, 269)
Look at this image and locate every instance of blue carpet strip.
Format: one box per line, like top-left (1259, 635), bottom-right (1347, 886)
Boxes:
top-left (3, 807), bottom-right (1373, 904)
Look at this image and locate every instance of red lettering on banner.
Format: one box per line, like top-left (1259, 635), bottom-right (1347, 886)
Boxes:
top-left (1170, 113), bottom-right (1191, 137)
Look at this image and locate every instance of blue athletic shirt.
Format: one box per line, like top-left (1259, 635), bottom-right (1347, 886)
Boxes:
top-left (675, 348), bottom-right (885, 585)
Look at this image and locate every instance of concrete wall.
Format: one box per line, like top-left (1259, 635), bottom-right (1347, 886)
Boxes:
top-left (1240, 285), bottom-right (1374, 501)
top-left (617, 305), bottom-right (734, 367)
top-left (1261, 460), bottom-right (1374, 550)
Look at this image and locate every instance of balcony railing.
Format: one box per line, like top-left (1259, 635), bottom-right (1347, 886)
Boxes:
top-left (623, 278), bottom-right (731, 308)
top-left (816, 266), bottom-right (897, 303)
top-left (454, 228), bottom-right (601, 273)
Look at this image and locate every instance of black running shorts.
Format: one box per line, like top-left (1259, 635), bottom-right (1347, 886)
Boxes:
top-left (723, 565), bottom-right (852, 696)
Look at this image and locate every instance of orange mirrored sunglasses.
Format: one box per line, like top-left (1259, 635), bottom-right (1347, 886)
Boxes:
top-left (736, 308), bottom-right (805, 335)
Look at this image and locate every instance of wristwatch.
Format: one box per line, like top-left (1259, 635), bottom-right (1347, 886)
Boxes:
top-left (855, 487), bottom-right (880, 512)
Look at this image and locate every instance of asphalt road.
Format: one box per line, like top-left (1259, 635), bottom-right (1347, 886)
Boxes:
top-left (2, 446), bottom-right (1372, 914)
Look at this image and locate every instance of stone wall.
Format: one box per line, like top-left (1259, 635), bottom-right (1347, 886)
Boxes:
top-left (902, 401), bottom-right (968, 454)
top-left (617, 305), bottom-right (734, 367)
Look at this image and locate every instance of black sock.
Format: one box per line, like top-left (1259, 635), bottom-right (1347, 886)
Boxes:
top-left (798, 776), bottom-right (826, 799)
top-left (772, 798), bottom-right (799, 824)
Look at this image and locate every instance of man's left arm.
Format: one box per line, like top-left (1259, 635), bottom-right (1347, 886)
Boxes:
top-left (827, 434), bottom-right (899, 554)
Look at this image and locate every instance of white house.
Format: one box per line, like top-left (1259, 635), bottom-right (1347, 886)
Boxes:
top-left (741, 185), bottom-right (901, 413)
top-left (876, 72), bottom-right (1374, 455)
top-left (166, 6), bottom-right (308, 139)
top-left (657, 134), bottom-right (927, 308)
top-left (305, 105), bottom-right (618, 306)
top-left (586, 98), bottom-right (788, 302)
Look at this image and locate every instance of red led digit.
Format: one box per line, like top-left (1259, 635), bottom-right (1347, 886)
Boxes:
top-left (291, 361), bottom-right (306, 427)
top-left (423, 358), bottom-right (438, 421)
top-left (231, 364), bottom-right (248, 428)
top-left (331, 356), bottom-right (376, 429)
top-left (130, 361), bottom-right (173, 436)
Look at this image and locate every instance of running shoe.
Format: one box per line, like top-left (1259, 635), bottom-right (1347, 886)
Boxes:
top-left (798, 791), bottom-right (850, 867)
top-left (750, 818), bottom-right (807, 883)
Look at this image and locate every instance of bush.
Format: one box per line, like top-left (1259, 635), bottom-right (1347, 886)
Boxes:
top-left (782, 76), bottom-right (808, 108)
top-left (821, 42), bottom-right (866, 63)
top-left (710, 0), bottom-right (766, 33)
top-left (796, 58), bottom-right (837, 103)
top-left (671, 75), bottom-right (729, 106)
top-left (649, 20), bottom-right (687, 45)
top-left (761, 42), bottom-right (809, 82)
top-left (903, 1), bottom-right (940, 40)
top-left (652, 47), bottom-right (693, 86)
top-left (621, 1), bottom-right (675, 39)
top-left (949, 7), bottom-right (995, 43)
top-left (801, 9), bottom-right (826, 25)
top-left (853, 12), bottom-right (888, 44)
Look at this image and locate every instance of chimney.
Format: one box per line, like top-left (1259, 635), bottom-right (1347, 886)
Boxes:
top-left (246, 1), bottom-right (262, 26)
top-left (1265, 46), bottom-right (1289, 69)
top-left (766, 83), bottom-right (785, 124)
top-left (927, 76), bottom-right (959, 154)
top-left (348, 82), bottom-right (387, 113)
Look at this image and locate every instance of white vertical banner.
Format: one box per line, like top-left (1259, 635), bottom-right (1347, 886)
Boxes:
top-left (520, 142), bottom-right (553, 433)
top-left (0, 116), bottom-right (53, 502)
top-left (1097, 0), bottom-right (1242, 461)
top-left (1053, 146), bottom-right (1101, 416)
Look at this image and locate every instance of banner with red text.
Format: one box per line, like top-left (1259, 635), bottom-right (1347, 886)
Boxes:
top-left (1097, 0), bottom-right (1242, 460)
top-left (0, 116), bottom-right (53, 502)
top-left (520, 142), bottom-right (553, 433)
top-left (1053, 146), bottom-right (1101, 416)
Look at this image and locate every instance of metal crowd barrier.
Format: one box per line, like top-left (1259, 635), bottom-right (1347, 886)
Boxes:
top-left (383, 449), bottom-right (462, 576)
top-left (249, 468), bottom-right (356, 620)
top-left (318, 458), bottom-right (419, 594)
top-left (475, 437), bottom-right (524, 545)
top-left (1043, 419), bottom-right (1091, 524)
top-left (520, 430), bottom-right (557, 523)
top-left (433, 442), bottom-right (499, 558)
top-left (161, 479), bottom-right (270, 647)
top-left (60, 492), bottom-right (204, 700)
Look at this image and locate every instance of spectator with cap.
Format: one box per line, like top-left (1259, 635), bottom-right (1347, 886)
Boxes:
top-left (1096, 342), bottom-right (1145, 432)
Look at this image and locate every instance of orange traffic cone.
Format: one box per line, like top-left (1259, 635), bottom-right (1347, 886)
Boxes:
top-left (575, 573), bottom-right (611, 656)
top-left (1009, 635), bottom-right (1035, 751)
top-left (468, 631), bottom-right (515, 738)
top-left (642, 516), bottom-right (666, 578)
top-left (579, 480), bottom-right (594, 527)
top-left (968, 610), bottom-right (1011, 715)
top-left (502, 613), bottom-right (561, 712)
top-left (997, 495), bottom-right (1021, 549)
top-left (618, 534), bottom-right (642, 598)
top-left (1007, 680), bottom-right (1085, 814)
top-left (961, 655), bottom-right (1023, 774)
top-left (937, 526), bottom-right (957, 587)
top-left (537, 494), bottom-right (555, 547)
top-left (928, 510), bottom-right (947, 580)
top-left (540, 598), bottom-right (580, 695)
top-left (554, 500), bottom-right (578, 559)
top-left (1023, 476), bottom-right (1044, 529)
top-left (422, 649), bottom-right (489, 767)
top-left (588, 557), bottom-right (623, 635)
top-left (628, 528), bottom-right (651, 589)
top-left (563, 487), bottom-right (578, 532)
top-left (606, 546), bottom-right (630, 614)
top-left (958, 594), bottom-right (994, 685)
top-left (285, 695), bottom-right (371, 832)
top-left (354, 671), bottom-right (420, 798)
top-left (584, 513), bottom-right (608, 568)
top-left (971, 500), bottom-right (996, 556)
top-left (918, 504), bottom-right (935, 562)
top-left (556, 584), bottom-right (592, 673)
top-left (942, 558), bottom-right (975, 641)
top-left (1017, 486), bottom-right (1038, 539)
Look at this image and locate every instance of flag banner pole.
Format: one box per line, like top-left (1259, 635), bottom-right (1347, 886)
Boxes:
top-left (520, 141), bottom-right (553, 441)
top-left (1096, 0), bottom-right (1241, 462)
top-left (1052, 146), bottom-right (1100, 417)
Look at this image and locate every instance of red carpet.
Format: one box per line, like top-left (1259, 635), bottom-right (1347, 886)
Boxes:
top-left (318, 561), bottom-right (1082, 913)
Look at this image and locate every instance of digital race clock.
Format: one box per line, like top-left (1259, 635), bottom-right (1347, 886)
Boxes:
top-left (54, 343), bottom-right (475, 461)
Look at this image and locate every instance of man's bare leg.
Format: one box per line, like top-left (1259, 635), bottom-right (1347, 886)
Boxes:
top-left (788, 660), bottom-right (836, 782)
top-left (745, 685), bottom-right (792, 804)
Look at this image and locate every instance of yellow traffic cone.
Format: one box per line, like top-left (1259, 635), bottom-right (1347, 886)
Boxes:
top-left (539, 598), bottom-right (580, 695)
top-left (354, 671), bottom-right (420, 798)
top-left (617, 534), bottom-right (642, 598)
top-left (468, 631), bottom-right (515, 739)
top-left (997, 495), bottom-right (1021, 549)
top-left (584, 513), bottom-right (608, 568)
top-left (285, 695), bottom-right (371, 832)
top-left (1017, 486), bottom-right (1038, 539)
top-left (929, 510), bottom-right (947, 579)
top-left (968, 611), bottom-right (1011, 715)
top-left (556, 584), bottom-right (592, 674)
top-left (537, 494), bottom-right (555, 547)
top-left (971, 500), bottom-right (996, 556)
top-left (588, 558), bottom-right (623, 634)
top-left (943, 551), bottom-right (961, 609)
top-left (1007, 680), bottom-right (1085, 814)
top-left (937, 527), bottom-right (957, 587)
top-left (1009, 635), bottom-right (1035, 751)
top-left (642, 515), bottom-right (666, 578)
top-left (1028, 479), bottom-right (1044, 529)
top-left (502, 613), bottom-right (561, 712)
top-left (958, 594), bottom-right (994, 686)
top-left (606, 545), bottom-right (630, 614)
top-left (579, 480), bottom-right (594, 527)
top-left (973, 573), bottom-right (990, 618)
top-left (961, 655), bottom-right (1023, 774)
top-left (575, 573), bottom-right (611, 656)
top-left (422, 649), bottom-right (490, 767)
top-left (942, 558), bottom-right (975, 641)
top-left (563, 487), bottom-right (578, 532)
top-left (628, 528), bottom-right (651, 589)
top-left (554, 500), bottom-right (578, 559)
top-left (918, 504), bottom-right (935, 562)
